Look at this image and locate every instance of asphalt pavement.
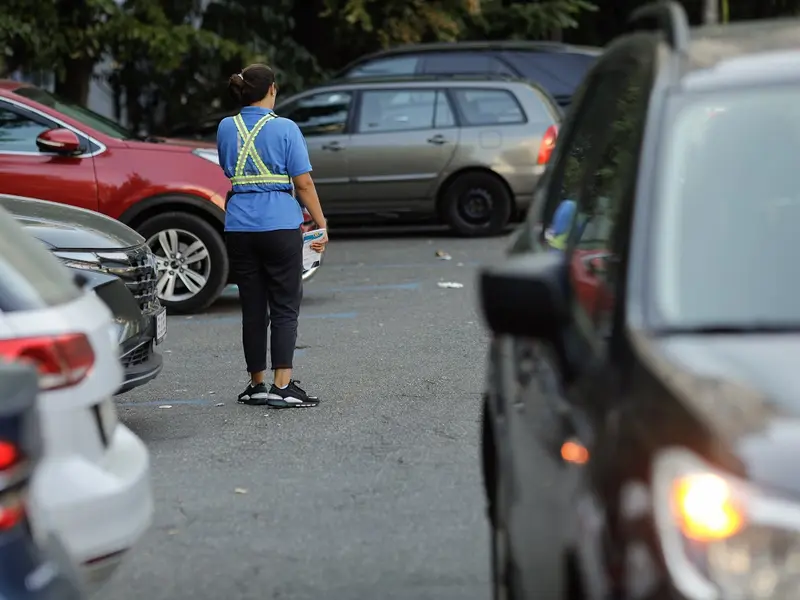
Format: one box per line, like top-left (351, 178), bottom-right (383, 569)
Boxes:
top-left (100, 226), bottom-right (510, 600)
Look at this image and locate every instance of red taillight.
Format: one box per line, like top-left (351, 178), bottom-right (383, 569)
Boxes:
top-left (0, 441), bottom-right (24, 530)
top-left (537, 125), bottom-right (559, 165)
top-left (0, 334), bottom-right (95, 391)
top-left (0, 492), bottom-right (25, 530)
top-left (0, 441), bottom-right (18, 471)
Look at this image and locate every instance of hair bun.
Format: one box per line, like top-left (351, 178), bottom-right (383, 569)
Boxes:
top-left (228, 73), bottom-right (245, 100)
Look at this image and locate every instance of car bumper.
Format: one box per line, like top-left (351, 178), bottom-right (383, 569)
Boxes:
top-left (116, 314), bottom-right (164, 395)
top-left (68, 266), bottom-right (165, 394)
top-left (31, 423), bottom-right (153, 586)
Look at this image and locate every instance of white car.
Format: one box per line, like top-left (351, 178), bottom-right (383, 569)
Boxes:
top-left (0, 205), bottom-right (153, 586)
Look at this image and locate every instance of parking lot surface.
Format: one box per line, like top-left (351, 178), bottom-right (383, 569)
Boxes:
top-left (99, 227), bottom-right (509, 600)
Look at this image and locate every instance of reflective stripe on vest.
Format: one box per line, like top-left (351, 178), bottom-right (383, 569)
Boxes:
top-left (230, 113), bottom-right (291, 186)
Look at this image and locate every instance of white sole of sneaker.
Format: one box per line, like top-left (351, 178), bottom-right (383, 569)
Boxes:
top-left (239, 392), bottom-right (269, 402)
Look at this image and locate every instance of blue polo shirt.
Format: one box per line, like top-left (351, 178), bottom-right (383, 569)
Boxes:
top-left (217, 106), bottom-right (312, 232)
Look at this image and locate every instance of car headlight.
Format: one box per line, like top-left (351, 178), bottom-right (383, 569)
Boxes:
top-left (653, 448), bottom-right (800, 600)
top-left (51, 250), bottom-right (104, 272)
top-left (192, 148), bottom-right (219, 165)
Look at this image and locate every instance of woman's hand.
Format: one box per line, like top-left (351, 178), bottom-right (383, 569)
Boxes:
top-left (310, 229), bottom-right (328, 253)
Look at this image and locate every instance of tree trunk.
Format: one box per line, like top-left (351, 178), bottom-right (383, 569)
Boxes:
top-left (703, 0), bottom-right (719, 24)
top-left (55, 57), bottom-right (95, 105)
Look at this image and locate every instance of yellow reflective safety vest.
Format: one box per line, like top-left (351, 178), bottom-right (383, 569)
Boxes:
top-left (229, 113), bottom-right (292, 188)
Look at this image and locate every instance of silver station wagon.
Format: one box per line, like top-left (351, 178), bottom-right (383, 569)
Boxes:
top-left (275, 75), bottom-right (563, 236)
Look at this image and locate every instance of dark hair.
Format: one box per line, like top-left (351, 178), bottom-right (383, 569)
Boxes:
top-left (228, 64), bottom-right (276, 107)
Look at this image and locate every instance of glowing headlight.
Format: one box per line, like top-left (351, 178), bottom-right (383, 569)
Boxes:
top-left (192, 148), bottom-right (219, 165)
top-left (653, 448), bottom-right (800, 600)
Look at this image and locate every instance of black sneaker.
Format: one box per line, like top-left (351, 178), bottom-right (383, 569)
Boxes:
top-left (238, 382), bottom-right (270, 405)
top-left (266, 381), bottom-right (320, 408)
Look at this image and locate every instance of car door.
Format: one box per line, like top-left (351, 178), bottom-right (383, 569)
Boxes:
top-left (500, 56), bottom-right (635, 599)
top-left (344, 88), bottom-right (459, 211)
top-left (277, 90), bottom-right (354, 206)
top-left (0, 99), bottom-right (98, 212)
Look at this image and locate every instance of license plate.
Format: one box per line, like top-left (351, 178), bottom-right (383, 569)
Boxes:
top-left (154, 308), bottom-right (167, 345)
top-left (96, 400), bottom-right (118, 445)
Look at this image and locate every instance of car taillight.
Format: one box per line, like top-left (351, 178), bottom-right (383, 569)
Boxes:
top-left (0, 441), bottom-right (24, 530)
top-left (537, 125), bottom-right (559, 165)
top-left (0, 334), bottom-right (95, 391)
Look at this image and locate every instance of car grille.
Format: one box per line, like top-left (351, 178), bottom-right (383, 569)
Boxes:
top-left (121, 342), bottom-right (152, 368)
top-left (95, 245), bottom-right (159, 313)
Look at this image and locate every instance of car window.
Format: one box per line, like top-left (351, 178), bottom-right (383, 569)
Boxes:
top-left (279, 92), bottom-right (353, 136)
top-left (346, 56), bottom-right (420, 78)
top-left (420, 52), bottom-right (515, 75)
top-left (14, 87), bottom-right (133, 140)
top-left (654, 86), bottom-right (800, 328)
top-left (566, 54), bottom-right (652, 332)
top-left (450, 88), bottom-right (525, 126)
top-left (434, 91), bottom-right (455, 128)
top-left (0, 105), bottom-right (49, 153)
top-left (502, 51), bottom-right (598, 100)
top-left (356, 89), bottom-right (437, 133)
top-left (0, 206), bottom-right (81, 312)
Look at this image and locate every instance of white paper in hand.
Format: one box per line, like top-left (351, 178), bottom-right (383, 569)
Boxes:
top-left (303, 229), bottom-right (325, 271)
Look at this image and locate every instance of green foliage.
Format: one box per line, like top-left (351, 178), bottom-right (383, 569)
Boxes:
top-left (466, 0), bottom-right (598, 40)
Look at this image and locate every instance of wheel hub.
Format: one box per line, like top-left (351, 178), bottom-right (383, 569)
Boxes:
top-left (459, 188), bottom-right (494, 224)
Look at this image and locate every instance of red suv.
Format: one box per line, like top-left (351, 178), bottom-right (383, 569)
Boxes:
top-left (0, 80), bottom-right (279, 313)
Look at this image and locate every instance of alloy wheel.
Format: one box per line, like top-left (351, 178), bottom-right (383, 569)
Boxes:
top-left (147, 228), bottom-right (212, 303)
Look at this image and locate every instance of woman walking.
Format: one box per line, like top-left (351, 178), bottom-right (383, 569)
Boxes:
top-left (217, 64), bottom-right (328, 408)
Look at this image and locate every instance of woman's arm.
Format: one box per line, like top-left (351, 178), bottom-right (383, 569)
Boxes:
top-left (292, 173), bottom-right (326, 230)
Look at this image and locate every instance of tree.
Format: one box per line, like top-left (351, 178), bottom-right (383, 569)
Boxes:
top-left (0, 0), bottom-right (239, 106)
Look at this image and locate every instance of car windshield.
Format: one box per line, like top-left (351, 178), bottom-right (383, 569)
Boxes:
top-left (14, 87), bottom-right (134, 140)
top-left (653, 86), bottom-right (800, 329)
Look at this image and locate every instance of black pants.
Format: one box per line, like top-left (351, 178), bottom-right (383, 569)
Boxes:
top-left (225, 229), bottom-right (303, 373)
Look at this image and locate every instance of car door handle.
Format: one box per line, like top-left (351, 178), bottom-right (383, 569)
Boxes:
top-left (427, 135), bottom-right (447, 145)
top-left (321, 141), bottom-right (343, 152)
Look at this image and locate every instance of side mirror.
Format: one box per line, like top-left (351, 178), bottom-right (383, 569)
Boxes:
top-left (480, 251), bottom-right (570, 339)
top-left (36, 128), bottom-right (82, 155)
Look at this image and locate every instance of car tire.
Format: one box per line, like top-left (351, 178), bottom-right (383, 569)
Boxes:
top-left (441, 172), bottom-right (513, 237)
top-left (137, 212), bottom-right (228, 314)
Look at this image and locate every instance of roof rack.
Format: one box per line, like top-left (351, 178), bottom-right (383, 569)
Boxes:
top-left (628, 1), bottom-right (690, 54)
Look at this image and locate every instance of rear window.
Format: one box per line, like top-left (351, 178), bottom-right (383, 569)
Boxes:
top-left (450, 88), bottom-right (526, 126)
top-left (502, 51), bottom-right (597, 100)
top-left (0, 206), bottom-right (81, 312)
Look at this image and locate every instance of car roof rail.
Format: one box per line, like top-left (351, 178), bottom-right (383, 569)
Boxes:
top-left (325, 73), bottom-right (522, 85)
top-left (628, 1), bottom-right (690, 54)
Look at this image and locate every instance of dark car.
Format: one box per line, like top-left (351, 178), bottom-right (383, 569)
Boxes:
top-left (335, 41), bottom-right (601, 108)
top-left (0, 360), bottom-right (84, 600)
top-left (0, 194), bottom-right (165, 394)
top-left (479, 4), bottom-right (800, 599)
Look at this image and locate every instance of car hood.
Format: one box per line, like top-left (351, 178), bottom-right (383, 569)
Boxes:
top-left (653, 333), bottom-right (800, 498)
top-left (0, 194), bottom-right (144, 250)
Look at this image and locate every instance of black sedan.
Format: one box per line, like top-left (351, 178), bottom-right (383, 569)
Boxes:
top-left (479, 6), bottom-right (800, 600)
top-left (0, 194), bottom-right (165, 394)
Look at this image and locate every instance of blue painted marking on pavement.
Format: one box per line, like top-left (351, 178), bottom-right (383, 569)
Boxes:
top-left (328, 282), bottom-right (419, 292)
top-left (181, 311), bottom-right (358, 324)
top-left (347, 261), bottom-right (480, 269)
top-left (116, 399), bottom-right (212, 407)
